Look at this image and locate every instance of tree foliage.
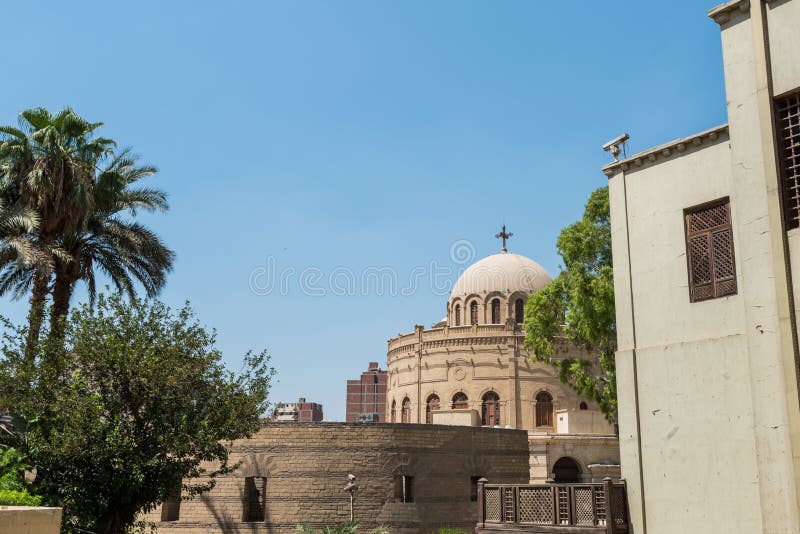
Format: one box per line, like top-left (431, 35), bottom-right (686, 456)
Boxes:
top-left (0, 294), bottom-right (274, 534)
top-left (523, 187), bottom-right (617, 423)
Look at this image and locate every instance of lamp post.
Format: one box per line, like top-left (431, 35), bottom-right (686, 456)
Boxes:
top-left (343, 474), bottom-right (359, 522)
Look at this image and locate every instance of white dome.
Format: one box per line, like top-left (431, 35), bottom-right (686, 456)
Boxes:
top-left (450, 252), bottom-right (552, 300)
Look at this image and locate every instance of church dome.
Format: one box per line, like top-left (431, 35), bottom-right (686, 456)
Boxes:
top-left (450, 252), bottom-right (552, 300)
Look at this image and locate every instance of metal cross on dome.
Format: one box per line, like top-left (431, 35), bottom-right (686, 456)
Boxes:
top-left (495, 225), bottom-right (513, 253)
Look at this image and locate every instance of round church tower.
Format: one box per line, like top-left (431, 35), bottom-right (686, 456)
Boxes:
top-left (386, 231), bottom-right (618, 479)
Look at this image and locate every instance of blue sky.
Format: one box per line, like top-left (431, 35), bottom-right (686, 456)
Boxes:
top-left (0, 1), bottom-right (728, 420)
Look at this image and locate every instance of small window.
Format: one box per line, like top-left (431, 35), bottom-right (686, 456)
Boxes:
top-left (426, 394), bottom-right (440, 424)
top-left (776, 92), bottom-right (800, 229)
top-left (470, 476), bottom-right (483, 502)
top-left (244, 476), bottom-right (266, 522)
top-left (452, 392), bottom-right (468, 409)
top-left (161, 487), bottom-right (181, 522)
top-left (515, 298), bottom-right (525, 324)
top-left (535, 391), bottom-right (553, 427)
top-left (401, 397), bottom-right (411, 423)
top-left (470, 301), bottom-right (479, 325)
top-left (685, 199), bottom-right (737, 302)
top-left (454, 304), bottom-right (461, 326)
top-left (579, 401), bottom-right (588, 411)
top-left (491, 299), bottom-right (500, 324)
top-left (390, 400), bottom-right (396, 423)
top-left (395, 475), bottom-right (414, 503)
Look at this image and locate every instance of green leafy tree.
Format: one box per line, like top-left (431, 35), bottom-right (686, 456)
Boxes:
top-left (523, 186), bottom-right (617, 424)
top-left (0, 447), bottom-right (42, 506)
top-left (0, 294), bottom-right (275, 534)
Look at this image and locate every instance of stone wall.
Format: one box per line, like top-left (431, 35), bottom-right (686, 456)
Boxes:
top-left (145, 422), bottom-right (530, 534)
top-left (0, 507), bottom-right (62, 534)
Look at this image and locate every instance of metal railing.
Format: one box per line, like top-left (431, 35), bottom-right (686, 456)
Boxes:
top-left (477, 478), bottom-right (629, 533)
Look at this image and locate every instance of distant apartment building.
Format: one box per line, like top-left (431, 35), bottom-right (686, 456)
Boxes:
top-left (269, 398), bottom-right (323, 422)
top-left (346, 362), bottom-right (387, 422)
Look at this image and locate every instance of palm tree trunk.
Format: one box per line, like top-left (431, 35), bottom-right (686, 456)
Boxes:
top-left (49, 272), bottom-right (74, 343)
top-left (24, 270), bottom-right (50, 361)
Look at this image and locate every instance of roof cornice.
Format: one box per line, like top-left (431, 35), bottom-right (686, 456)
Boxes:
top-left (708, 0), bottom-right (750, 24)
top-left (602, 124), bottom-right (729, 178)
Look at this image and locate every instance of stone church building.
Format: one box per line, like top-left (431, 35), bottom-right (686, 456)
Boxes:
top-left (386, 234), bottom-right (620, 483)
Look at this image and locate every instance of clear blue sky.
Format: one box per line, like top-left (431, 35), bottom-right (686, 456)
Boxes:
top-left (0, 1), bottom-right (728, 420)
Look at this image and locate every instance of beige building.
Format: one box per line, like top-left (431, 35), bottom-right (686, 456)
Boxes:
top-left (386, 241), bottom-right (620, 483)
top-left (605, 0), bottom-right (800, 532)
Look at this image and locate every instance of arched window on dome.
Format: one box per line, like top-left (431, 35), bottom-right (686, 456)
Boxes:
top-left (401, 397), bottom-right (411, 423)
top-left (535, 391), bottom-right (553, 428)
top-left (452, 392), bottom-right (469, 410)
top-left (515, 298), bottom-right (525, 324)
top-left (491, 299), bottom-right (500, 324)
top-left (482, 391), bottom-right (500, 426)
top-left (454, 305), bottom-right (461, 326)
top-left (426, 394), bottom-right (440, 424)
top-left (390, 400), bottom-right (396, 423)
top-left (470, 301), bottom-right (478, 325)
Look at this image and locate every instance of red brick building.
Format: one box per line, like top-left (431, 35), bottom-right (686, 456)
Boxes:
top-left (346, 362), bottom-right (387, 422)
top-left (269, 397), bottom-right (323, 422)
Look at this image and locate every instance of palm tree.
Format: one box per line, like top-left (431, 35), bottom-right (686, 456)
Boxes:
top-left (48, 149), bottom-right (174, 338)
top-left (0, 108), bottom-right (114, 354)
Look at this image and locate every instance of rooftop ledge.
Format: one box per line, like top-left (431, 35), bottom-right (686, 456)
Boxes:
top-left (602, 124), bottom-right (729, 178)
top-left (708, 0), bottom-right (750, 24)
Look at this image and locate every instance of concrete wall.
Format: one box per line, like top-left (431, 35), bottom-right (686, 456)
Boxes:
top-left (144, 422), bottom-right (530, 534)
top-left (555, 409), bottom-right (612, 435)
top-left (0, 507), bottom-right (61, 534)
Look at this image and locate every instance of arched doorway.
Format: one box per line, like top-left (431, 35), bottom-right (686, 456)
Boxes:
top-left (552, 457), bottom-right (581, 483)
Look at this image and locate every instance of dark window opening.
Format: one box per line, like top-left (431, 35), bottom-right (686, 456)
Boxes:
top-left (470, 476), bottom-right (483, 502)
top-left (481, 391), bottom-right (500, 426)
top-left (470, 301), bottom-right (479, 325)
top-left (579, 401), bottom-right (588, 411)
top-left (491, 299), bottom-right (500, 324)
top-left (535, 391), bottom-right (553, 427)
top-left (401, 397), bottom-right (411, 423)
top-left (452, 392), bottom-right (468, 410)
top-left (395, 475), bottom-right (414, 503)
top-left (553, 457), bottom-right (581, 483)
top-left (776, 92), bottom-right (800, 229)
top-left (243, 476), bottom-right (266, 522)
top-left (391, 400), bottom-right (396, 423)
top-left (454, 304), bottom-right (461, 326)
top-left (515, 298), bottom-right (525, 324)
top-left (685, 199), bottom-right (737, 302)
top-left (161, 487), bottom-right (181, 522)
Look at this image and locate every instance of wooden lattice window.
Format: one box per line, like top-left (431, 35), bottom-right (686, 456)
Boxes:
top-left (401, 397), bottom-right (411, 423)
top-left (515, 298), bottom-right (525, 324)
top-left (470, 301), bottom-right (478, 325)
top-left (482, 391), bottom-right (500, 426)
top-left (452, 392), bottom-right (468, 410)
top-left (491, 299), bottom-right (500, 324)
top-left (454, 304), bottom-right (461, 326)
top-left (685, 199), bottom-right (737, 302)
top-left (160, 486), bottom-right (181, 522)
top-left (426, 394), bottom-right (440, 424)
top-left (776, 92), bottom-right (800, 229)
top-left (243, 476), bottom-right (266, 522)
top-left (390, 400), bottom-right (396, 423)
top-left (535, 391), bottom-right (553, 427)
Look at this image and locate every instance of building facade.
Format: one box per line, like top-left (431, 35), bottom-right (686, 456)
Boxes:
top-left (269, 398), bottom-right (323, 423)
top-left (386, 245), bottom-right (620, 483)
top-left (605, 1), bottom-right (800, 532)
top-left (144, 422), bottom-right (530, 533)
top-left (346, 362), bottom-right (388, 423)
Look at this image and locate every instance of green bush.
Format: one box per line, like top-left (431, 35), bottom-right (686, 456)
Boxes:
top-left (433, 529), bottom-right (470, 534)
top-left (0, 488), bottom-right (42, 506)
top-left (293, 521), bottom-right (390, 534)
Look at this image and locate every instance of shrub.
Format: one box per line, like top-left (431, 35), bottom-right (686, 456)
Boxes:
top-left (0, 488), bottom-right (42, 506)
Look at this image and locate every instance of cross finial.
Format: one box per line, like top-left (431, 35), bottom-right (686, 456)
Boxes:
top-left (495, 225), bottom-right (513, 253)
